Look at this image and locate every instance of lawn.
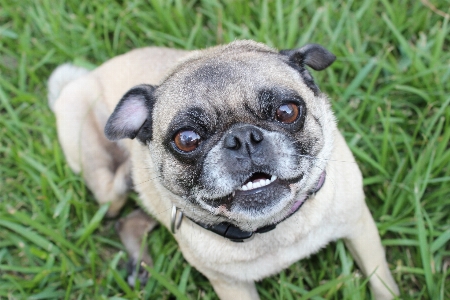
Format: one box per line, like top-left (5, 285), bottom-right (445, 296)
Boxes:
top-left (0, 0), bottom-right (449, 299)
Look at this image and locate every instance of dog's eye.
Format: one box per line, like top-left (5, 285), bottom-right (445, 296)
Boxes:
top-left (275, 103), bottom-right (300, 123)
top-left (174, 130), bottom-right (202, 152)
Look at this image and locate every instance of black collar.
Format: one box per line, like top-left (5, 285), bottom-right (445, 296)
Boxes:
top-left (188, 171), bottom-right (326, 242)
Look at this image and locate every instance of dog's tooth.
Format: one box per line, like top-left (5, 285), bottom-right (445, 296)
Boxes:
top-left (242, 185), bottom-right (248, 191)
top-left (270, 175), bottom-right (277, 182)
top-left (247, 182), bottom-right (253, 190)
top-left (232, 191), bottom-right (235, 197)
top-left (265, 179), bottom-right (270, 186)
top-left (253, 182), bottom-right (261, 189)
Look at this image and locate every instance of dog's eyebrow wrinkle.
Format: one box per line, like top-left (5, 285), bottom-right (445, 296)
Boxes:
top-left (161, 47), bottom-right (278, 84)
top-left (256, 88), bottom-right (302, 112)
top-left (191, 63), bottom-right (235, 85)
top-left (257, 89), bottom-right (276, 118)
top-left (186, 107), bottom-right (211, 125)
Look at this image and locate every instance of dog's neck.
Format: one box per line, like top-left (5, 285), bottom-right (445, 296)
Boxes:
top-left (179, 171), bottom-right (326, 242)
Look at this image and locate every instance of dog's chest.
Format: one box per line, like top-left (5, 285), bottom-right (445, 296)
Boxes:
top-left (175, 206), bottom-right (346, 281)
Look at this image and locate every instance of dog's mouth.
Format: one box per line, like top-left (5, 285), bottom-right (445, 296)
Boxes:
top-left (237, 172), bottom-right (277, 193)
top-left (207, 172), bottom-right (300, 214)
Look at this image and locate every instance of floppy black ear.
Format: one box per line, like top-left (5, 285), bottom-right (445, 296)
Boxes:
top-left (280, 44), bottom-right (336, 71)
top-left (104, 84), bottom-right (156, 142)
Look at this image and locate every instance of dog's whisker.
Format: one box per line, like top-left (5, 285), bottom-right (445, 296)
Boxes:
top-left (277, 152), bottom-right (356, 164)
top-left (131, 175), bottom-right (162, 188)
top-left (292, 155), bottom-right (357, 164)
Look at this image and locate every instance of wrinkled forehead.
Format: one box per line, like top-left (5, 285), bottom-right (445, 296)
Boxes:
top-left (152, 53), bottom-right (311, 133)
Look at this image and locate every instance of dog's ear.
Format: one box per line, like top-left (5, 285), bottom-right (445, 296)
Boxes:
top-left (280, 44), bottom-right (336, 71)
top-left (105, 84), bottom-right (156, 142)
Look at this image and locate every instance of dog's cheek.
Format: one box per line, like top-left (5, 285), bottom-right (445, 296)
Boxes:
top-left (263, 131), bottom-right (305, 177)
top-left (199, 147), bottom-right (237, 197)
top-left (151, 148), bottom-right (202, 196)
top-left (149, 141), bottom-right (195, 196)
top-left (304, 114), bottom-right (325, 156)
top-left (174, 164), bottom-right (202, 192)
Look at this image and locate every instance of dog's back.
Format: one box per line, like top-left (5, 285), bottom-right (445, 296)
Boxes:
top-left (48, 63), bottom-right (89, 112)
top-left (48, 47), bottom-right (188, 216)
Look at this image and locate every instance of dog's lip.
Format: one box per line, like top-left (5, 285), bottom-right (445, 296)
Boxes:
top-left (215, 176), bottom-right (279, 209)
top-left (218, 177), bottom-right (283, 211)
top-left (207, 174), bottom-right (303, 211)
top-left (228, 172), bottom-right (303, 199)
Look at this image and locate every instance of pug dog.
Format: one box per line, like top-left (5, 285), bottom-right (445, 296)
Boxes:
top-left (48, 40), bottom-right (399, 299)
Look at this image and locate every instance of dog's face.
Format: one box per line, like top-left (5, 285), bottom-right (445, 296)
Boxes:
top-left (105, 41), bottom-right (336, 231)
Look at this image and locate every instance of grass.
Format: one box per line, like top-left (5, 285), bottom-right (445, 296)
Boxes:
top-left (0, 0), bottom-right (449, 299)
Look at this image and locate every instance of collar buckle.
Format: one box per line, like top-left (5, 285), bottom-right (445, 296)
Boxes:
top-left (170, 205), bottom-right (183, 234)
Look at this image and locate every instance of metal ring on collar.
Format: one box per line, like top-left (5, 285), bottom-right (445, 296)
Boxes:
top-left (170, 205), bottom-right (183, 234)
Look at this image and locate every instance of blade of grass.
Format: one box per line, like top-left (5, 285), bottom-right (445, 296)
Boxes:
top-left (75, 203), bottom-right (110, 246)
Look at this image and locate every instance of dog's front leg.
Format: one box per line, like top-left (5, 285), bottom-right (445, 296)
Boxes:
top-left (209, 278), bottom-right (259, 300)
top-left (344, 204), bottom-right (399, 299)
top-left (116, 209), bottom-right (157, 286)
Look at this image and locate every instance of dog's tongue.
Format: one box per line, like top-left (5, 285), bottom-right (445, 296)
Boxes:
top-left (289, 171), bottom-right (326, 214)
top-left (290, 196), bottom-right (307, 213)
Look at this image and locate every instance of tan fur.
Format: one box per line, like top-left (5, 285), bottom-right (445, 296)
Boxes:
top-left (49, 41), bottom-right (399, 299)
top-left (52, 47), bottom-right (188, 217)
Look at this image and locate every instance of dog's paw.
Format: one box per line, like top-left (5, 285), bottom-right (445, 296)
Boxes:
top-left (126, 258), bottom-right (149, 287)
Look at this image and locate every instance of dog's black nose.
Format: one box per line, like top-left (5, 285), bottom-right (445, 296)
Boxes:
top-left (223, 125), bottom-right (264, 154)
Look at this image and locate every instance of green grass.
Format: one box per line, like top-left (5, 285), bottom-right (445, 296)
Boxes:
top-left (1, 0), bottom-right (449, 299)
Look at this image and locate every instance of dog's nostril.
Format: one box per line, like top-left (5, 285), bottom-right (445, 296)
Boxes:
top-left (224, 126), bottom-right (263, 151)
top-left (251, 130), bottom-right (263, 143)
top-left (224, 135), bottom-right (240, 150)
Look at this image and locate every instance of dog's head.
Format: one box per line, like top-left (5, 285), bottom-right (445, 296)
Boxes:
top-left (105, 41), bottom-right (336, 231)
